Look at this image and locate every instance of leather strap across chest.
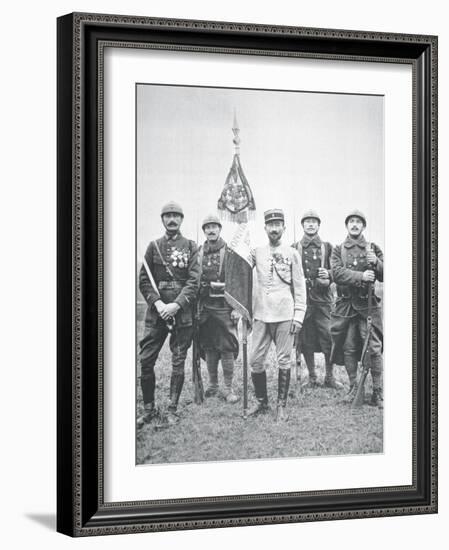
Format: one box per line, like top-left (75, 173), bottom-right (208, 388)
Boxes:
top-left (153, 239), bottom-right (175, 279)
top-left (296, 242), bottom-right (326, 269)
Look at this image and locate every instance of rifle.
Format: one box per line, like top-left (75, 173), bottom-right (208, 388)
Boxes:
top-left (192, 300), bottom-right (204, 404)
top-left (351, 280), bottom-right (373, 409)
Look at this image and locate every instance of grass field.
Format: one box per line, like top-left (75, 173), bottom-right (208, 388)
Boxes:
top-left (136, 304), bottom-right (383, 465)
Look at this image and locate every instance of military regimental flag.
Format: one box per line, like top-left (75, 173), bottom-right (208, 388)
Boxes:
top-left (219, 113), bottom-right (255, 323)
top-left (217, 113), bottom-right (256, 224)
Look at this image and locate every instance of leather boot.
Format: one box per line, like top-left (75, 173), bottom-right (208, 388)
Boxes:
top-left (324, 362), bottom-right (344, 390)
top-left (136, 402), bottom-right (156, 429)
top-left (341, 356), bottom-right (361, 404)
top-left (370, 388), bottom-right (384, 408)
top-left (289, 346), bottom-right (301, 397)
top-left (205, 350), bottom-right (219, 397)
top-left (276, 368), bottom-right (291, 422)
top-left (138, 369), bottom-right (156, 428)
top-left (167, 373), bottom-right (185, 424)
top-left (140, 369), bottom-right (156, 405)
top-left (247, 371), bottom-right (268, 416)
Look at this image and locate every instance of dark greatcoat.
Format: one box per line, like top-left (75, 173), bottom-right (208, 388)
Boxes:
top-left (292, 235), bottom-right (333, 354)
top-left (198, 238), bottom-right (239, 358)
top-left (330, 234), bottom-right (384, 365)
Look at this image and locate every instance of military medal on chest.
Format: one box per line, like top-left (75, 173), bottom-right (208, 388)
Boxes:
top-left (270, 251), bottom-right (292, 283)
top-left (169, 246), bottom-right (189, 268)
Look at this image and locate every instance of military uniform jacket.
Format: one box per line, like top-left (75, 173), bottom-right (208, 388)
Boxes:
top-left (292, 235), bottom-right (333, 304)
top-left (198, 237), bottom-right (230, 310)
top-left (253, 243), bottom-right (307, 324)
top-left (330, 235), bottom-right (384, 364)
top-left (330, 235), bottom-right (383, 319)
top-left (139, 232), bottom-right (200, 326)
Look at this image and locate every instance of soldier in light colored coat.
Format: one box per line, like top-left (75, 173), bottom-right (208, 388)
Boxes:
top-left (248, 209), bottom-right (307, 421)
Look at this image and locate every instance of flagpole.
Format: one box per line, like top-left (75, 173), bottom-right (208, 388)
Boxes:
top-left (217, 110), bottom-right (255, 419)
top-left (242, 318), bottom-right (248, 419)
top-left (233, 111), bottom-right (249, 418)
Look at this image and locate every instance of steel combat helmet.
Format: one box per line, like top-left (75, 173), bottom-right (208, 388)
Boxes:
top-left (201, 214), bottom-right (222, 230)
top-left (345, 209), bottom-right (367, 227)
top-left (300, 209), bottom-right (321, 225)
top-left (160, 201), bottom-right (184, 217)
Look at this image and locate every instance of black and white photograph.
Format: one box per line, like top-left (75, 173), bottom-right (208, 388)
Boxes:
top-left (135, 83), bottom-right (384, 465)
top-left (52, 7), bottom-right (437, 540)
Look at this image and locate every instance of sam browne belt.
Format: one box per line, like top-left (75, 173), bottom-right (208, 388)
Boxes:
top-left (158, 280), bottom-right (184, 290)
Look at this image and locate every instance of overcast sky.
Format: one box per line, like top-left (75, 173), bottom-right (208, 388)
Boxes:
top-left (136, 84), bottom-right (384, 256)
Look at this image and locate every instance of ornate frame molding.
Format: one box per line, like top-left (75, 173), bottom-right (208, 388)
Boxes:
top-left (57, 12), bottom-right (437, 537)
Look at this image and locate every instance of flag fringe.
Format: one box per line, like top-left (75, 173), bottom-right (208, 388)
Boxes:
top-left (224, 291), bottom-right (252, 325)
top-left (218, 210), bottom-right (255, 224)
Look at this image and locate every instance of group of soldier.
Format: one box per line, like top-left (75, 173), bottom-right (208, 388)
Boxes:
top-left (137, 201), bottom-right (384, 428)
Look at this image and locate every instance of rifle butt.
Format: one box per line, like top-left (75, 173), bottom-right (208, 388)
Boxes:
top-left (351, 367), bottom-right (369, 409)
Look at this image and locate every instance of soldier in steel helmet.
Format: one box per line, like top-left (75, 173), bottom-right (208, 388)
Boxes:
top-left (137, 202), bottom-right (200, 427)
top-left (292, 210), bottom-right (343, 390)
top-left (330, 210), bottom-right (384, 407)
top-left (198, 214), bottom-right (240, 404)
top-left (248, 209), bottom-right (307, 421)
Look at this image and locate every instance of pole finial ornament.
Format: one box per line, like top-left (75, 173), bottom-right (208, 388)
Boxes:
top-left (232, 110), bottom-right (241, 154)
top-left (217, 112), bottom-right (256, 223)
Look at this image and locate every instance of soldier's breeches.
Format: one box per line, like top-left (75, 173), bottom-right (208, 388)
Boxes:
top-left (342, 316), bottom-right (382, 386)
top-left (342, 320), bottom-right (360, 358)
top-left (342, 320), bottom-right (359, 385)
top-left (140, 320), bottom-right (193, 377)
top-left (168, 326), bottom-right (193, 375)
top-left (358, 317), bottom-right (383, 358)
top-left (250, 320), bottom-right (294, 373)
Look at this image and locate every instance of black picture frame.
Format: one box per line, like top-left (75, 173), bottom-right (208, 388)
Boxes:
top-left (57, 12), bottom-right (438, 536)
